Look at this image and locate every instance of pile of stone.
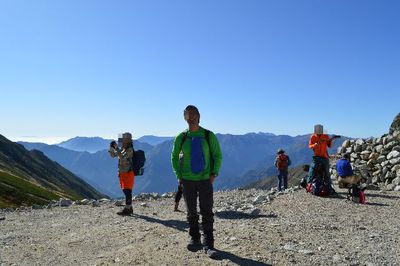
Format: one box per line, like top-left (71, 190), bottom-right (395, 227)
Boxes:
top-left (214, 186), bottom-right (299, 217)
top-left (331, 113), bottom-right (400, 191)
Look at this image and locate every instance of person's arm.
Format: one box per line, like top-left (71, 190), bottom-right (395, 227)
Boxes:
top-left (327, 136), bottom-right (333, 148)
top-left (274, 158), bottom-right (278, 168)
top-left (171, 133), bottom-right (183, 179)
top-left (287, 156), bottom-right (291, 166)
top-left (117, 147), bottom-right (133, 160)
top-left (345, 161), bottom-right (354, 176)
top-left (309, 135), bottom-right (317, 149)
top-left (209, 131), bottom-right (222, 177)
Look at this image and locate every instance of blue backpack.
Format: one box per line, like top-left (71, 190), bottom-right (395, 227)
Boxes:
top-left (180, 129), bottom-right (214, 172)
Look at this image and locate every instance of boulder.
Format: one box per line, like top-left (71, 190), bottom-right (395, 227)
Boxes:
top-left (389, 112), bottom-right (400, 134)
top-left (354, 145), bottom-right (363, 153)
top-left (355, 139), bottom-right (365, 145)
top-left (80, 199), bottom-right (90, 205)
top-left (386, 184), bottom-right (396, 191)
top-left (387, 150), bottom-right (400, 160)
top-left (375, 145), bottom-right (384, 153)
top-left (392, 177), bottom-right (400, 186)
top-left (342, 139), bottom-right (351, 148)
top-left (384, 141), bottom-right (397, 152)
top-left (389, 158), bottom-right (400, 165)
top-left (59, 198), bottom-right (72, 207)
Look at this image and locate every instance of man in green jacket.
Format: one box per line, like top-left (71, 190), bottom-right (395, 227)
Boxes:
top-left (171, 105), bottom-right (222, 259)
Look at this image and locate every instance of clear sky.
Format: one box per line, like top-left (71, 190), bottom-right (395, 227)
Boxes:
top-left (0, 0), bottom-right (399, 143)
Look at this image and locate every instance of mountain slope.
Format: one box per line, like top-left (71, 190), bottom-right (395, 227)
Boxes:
top-left (0, 171), bottom-right (60, 208)
top-left (243, 166), bottom-right (307, 190)
top-left (20, 140), bottom-right (154, 197)
top-left (0, 135), bottom-right (105, 207)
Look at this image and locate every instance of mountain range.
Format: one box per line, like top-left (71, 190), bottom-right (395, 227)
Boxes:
top-left (19, 132), bottom-right (346, 198)
top-left (0, 135), bottom-right (105, 208)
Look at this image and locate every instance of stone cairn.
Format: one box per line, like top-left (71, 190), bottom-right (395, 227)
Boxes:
top-left (330, 113), bottom-right (400, 191)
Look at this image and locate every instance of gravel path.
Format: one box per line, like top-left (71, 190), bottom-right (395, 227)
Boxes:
top-left (1, 187), bottom-right (400, 266)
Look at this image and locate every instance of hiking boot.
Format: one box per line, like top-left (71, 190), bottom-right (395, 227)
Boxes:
top-left (174, 202), bottom-right (179, 212)
top-left (204, 246), bottom-right (219, 259)
top-left (117, 206), bottom-right (133, 216)
top-left (187, 238), bottom-right (202, 252)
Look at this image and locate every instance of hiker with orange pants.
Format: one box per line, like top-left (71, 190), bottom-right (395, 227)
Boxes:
top-left (109, 132), bottom-right (135, 215)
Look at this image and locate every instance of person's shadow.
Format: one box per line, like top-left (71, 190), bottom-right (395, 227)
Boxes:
top-left (215, 250), bottom-right (272, 266)
top-left (130, 213), bottom-right (188, 232)
top-left (215, 211), bottom-right (278, 220)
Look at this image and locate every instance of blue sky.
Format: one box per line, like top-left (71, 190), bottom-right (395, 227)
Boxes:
top-left (0, 0), bottom-right (399, 143)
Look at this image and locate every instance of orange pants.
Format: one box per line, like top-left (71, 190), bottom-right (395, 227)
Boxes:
top-left (119, 171), bottom-right (135, 190)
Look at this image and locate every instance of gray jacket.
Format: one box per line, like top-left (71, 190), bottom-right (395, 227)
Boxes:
top-left (109, 147), bottom-right (133, 173)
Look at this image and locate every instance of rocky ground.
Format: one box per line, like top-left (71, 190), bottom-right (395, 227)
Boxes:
top-left (1, 186), bottom-right (400, 266)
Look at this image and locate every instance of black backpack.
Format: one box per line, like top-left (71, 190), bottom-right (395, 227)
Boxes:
top-left (130, 149), bottom-right (146, 176)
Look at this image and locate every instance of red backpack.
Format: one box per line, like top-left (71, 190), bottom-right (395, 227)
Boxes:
top-left (276, 154), bottom-right (288, 170)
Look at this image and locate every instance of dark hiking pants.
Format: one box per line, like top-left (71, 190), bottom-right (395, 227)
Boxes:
top-left (277, 169), bottom-right (288, 191)
top-left (182, 179), bottom-right (214, 248)
top-left (175, 184), bottom-right (183, 203)
top-left (122, 189), bottom-right (132, 206)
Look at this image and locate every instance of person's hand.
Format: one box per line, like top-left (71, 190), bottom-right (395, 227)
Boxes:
top-left (110, 141), bottom-right (117, 149)
top-left (209, 174), bottom-right (216, 184)
top-left (178, 178), bottom-right (183, 186)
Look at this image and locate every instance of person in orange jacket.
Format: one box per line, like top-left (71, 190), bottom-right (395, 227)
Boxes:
top-left (308, 124), bottom-right (339, 186)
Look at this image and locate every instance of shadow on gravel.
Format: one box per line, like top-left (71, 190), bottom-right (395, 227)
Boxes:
top-left (365, 193), bottom-right (400, 200)
top-left (216, 250), bottom-right (272, 266)
top-left (130, 213), bottom-right (188, 232)
top-left (215, 211), bottom-right (277, 220)
top-left (365, 202), bottom-right (390, 207)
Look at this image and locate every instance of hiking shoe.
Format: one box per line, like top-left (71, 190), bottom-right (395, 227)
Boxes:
top-left (204, 246), bottom-right (219, 259)
top-left (187, 239), bottom-right (202, 252)
top-left (174, 203), bottom-right (179, 212)
top-left (117, 207), bottom-right (133, 216)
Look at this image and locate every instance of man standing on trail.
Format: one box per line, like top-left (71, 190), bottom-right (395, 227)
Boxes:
top-left (309, 124), bottom-right (339, 186)
top-left (171, 105), bottom-right (222, 259)
top-left (274, 148), bottom-right (291, 191)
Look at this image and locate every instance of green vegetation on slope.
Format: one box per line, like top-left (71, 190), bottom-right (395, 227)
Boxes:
top-left (0, 171), bottom-right (61, 208)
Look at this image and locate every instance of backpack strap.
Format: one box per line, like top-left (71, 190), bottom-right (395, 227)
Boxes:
top-left (204, 129), bottom-right (215, 175)
top-left (180, 130), bottom-right (189, 151)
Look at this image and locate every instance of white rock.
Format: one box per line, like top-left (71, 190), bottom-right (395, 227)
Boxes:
top-left (253, 195), bottom-right (267, 204)
top-left (99, 198), bottom-right (110, 203)
top-left (390, 158), bottom-right (400, 165)
top-left (355, 139), bottom-right (365, 145)
top-left (342, 139), bottom-right (351, 148)
top-left (375, 145), bottom-right (384, 153)
top-left (298, 249), bottom-right (314, 255)
top-left (387, 150), bottom-right (400, 160)
top-left (284, 243), bottom-right (297, 252)
top-left (80, 199), bottom-right (90, 205)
